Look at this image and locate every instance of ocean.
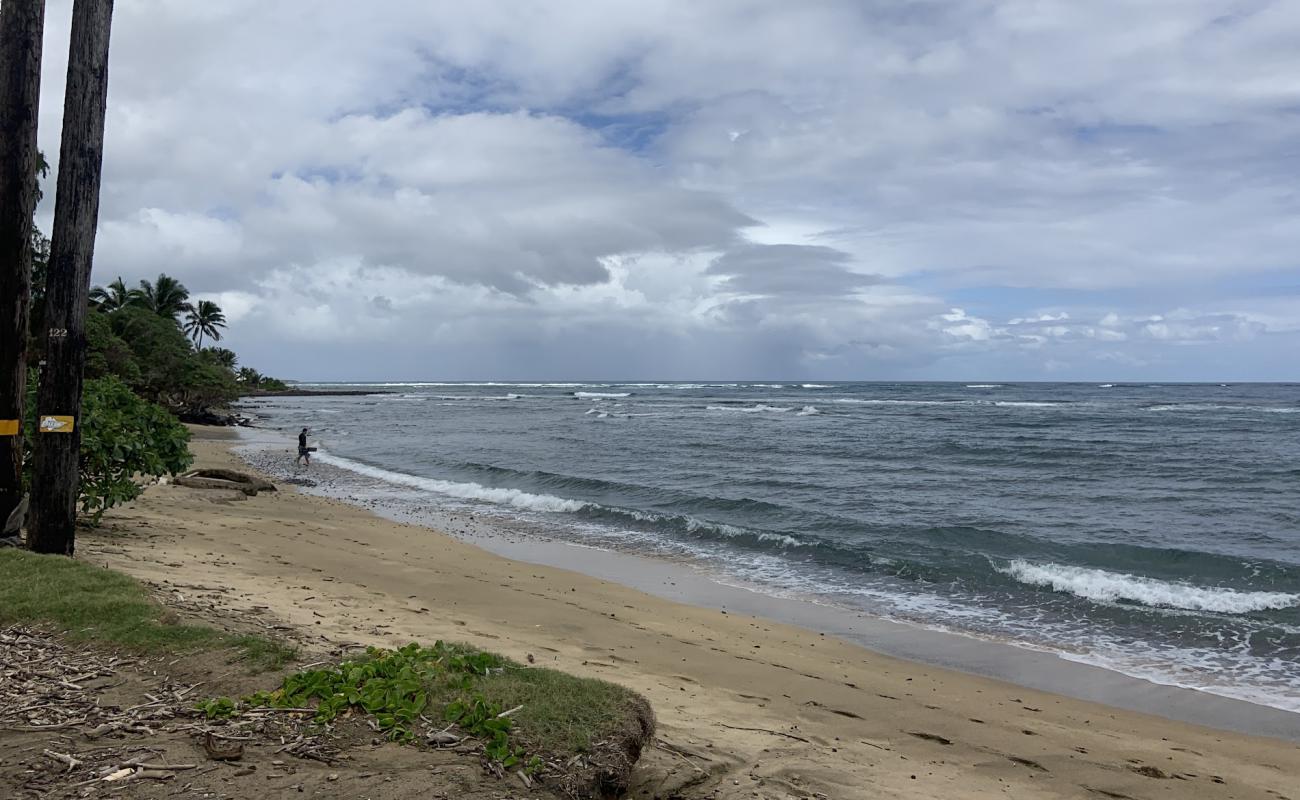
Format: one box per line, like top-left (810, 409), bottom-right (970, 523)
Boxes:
top-left (240, 381), bottom-right (1300, 713)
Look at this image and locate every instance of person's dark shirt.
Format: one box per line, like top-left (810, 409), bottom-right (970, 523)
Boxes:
top-left (299, 432), bottom-right (307, 449)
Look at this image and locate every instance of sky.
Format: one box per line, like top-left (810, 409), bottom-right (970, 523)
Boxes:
top-left (33, 0), bottom-right (1300, 381)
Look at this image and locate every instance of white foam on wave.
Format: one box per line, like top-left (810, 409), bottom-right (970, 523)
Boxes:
top-left (802, 384), bottom-right (831, 389)
top-left (797, 406), bottom-right (819, 416)
top-left (966, 384), bottom-right (1003, 388)
top-left (833, 399), bottom-right (951, 406)
top-left (1146, 404), bottom-right (1298, 414)
top-left (1098, 384), bottom-right (1115, 388)
top-left (617, 508), bottom-right (802, 547)
top-left (433, 394), bottom-right (524, 401)
top-left (313, 452), bottom-right (590, 513)
top-left (831, 398), bottom-right (1065, 409)
top-left (706, 404), bottom-right (793, 413)
top-left (998, 560), bottom-right (1300, 613)
top-left (574, 391), bottom-right (631, 399)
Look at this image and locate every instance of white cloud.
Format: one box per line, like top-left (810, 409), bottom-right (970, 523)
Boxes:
top-left (26, 0), bottom-right (1300, 379)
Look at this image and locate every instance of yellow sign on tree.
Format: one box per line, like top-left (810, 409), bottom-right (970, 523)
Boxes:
top-left (38, 415), bottom-right (75, 434)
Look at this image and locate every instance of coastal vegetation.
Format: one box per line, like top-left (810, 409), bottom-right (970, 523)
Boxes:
top-left (19, 374), bottom-right (192, 522)
top-left (0, 547), bottom-right (652, 793)
top-left (2, 239), bottom-right (302, 528)
top-left (196, 640), bottom-right (650, 779)
top-left (5, 267), bottom-right (292, 527)
top-left (205, 641), bottom-right (641, 750)
top-left (78, 271), bottom-right (291, 414)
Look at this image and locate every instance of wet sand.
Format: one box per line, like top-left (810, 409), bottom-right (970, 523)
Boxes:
top-left (80, 428), bottom-right (1300, 799)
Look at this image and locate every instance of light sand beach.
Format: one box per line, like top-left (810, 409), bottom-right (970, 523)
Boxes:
top-left (79, 429), bottom-right (1300, 799)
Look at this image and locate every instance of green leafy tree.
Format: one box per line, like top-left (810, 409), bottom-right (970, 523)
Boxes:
top-left (23, 374), bottom-right (193, 522)
top-left (177, 358), bottom-right (240, 415)
top-left (183, 299), bottom-right (226, 349)
top-left (89, 276), bottom-right (140, 312)
top-left (85, 311), bottom-right (141, 385)
top-left (202, 347), bottom-right (238, 370)
top-left (107, 306), bottom-right (195, 404)
top-left (237, 367), bottom-right (262, 388)
top-left (137, 273), bottom-right (192, 321)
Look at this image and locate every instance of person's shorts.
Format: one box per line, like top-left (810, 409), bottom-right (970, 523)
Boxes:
top-left (298, 447), bottom-right (309, 456)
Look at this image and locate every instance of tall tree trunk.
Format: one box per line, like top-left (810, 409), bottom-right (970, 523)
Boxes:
top-left (0, 0), bottom-right (47, 527)
top-left (29, 0), bottom-right (114, 555)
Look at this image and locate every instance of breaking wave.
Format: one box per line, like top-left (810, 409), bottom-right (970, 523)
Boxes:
top-left (998, 560), bottom-right (1300, 613)
top-left (1146, 404), bottom-right (1298, 413)
top-left (313, 452), bottom-right (589, 513)
top-left (706, 404), bottom-right (793, 413)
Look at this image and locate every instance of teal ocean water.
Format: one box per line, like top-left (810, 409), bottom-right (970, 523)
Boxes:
top-left (244, 382), bottom-right (1300, 712)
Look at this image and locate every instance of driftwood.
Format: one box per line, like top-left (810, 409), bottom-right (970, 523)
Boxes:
top-left (174, 469), bottom-right (275, 496)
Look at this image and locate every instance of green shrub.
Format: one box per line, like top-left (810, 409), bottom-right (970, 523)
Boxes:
top-left (23, 375), bottom-right (194, 522)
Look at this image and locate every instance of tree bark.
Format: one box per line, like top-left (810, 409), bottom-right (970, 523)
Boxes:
top-left (28, 0), bottom-right (114, 555)
top-left (0, 0), bottom-right (47, 528)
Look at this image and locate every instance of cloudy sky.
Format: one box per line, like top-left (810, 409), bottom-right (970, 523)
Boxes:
top-left (34, 0), bottom-right (1300, 381)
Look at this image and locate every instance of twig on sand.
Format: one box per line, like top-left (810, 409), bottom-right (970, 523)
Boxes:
top-left (174, 682), bottom-right (205, 700)
top-left (717, 722), bottom-right (811, 743)
top-left (654, 739), bottom-right (709, 772)
top-left (125, 760), bottom-right (196, 771)
top-left (42, 749), bottom-right (84, 772)
top-left (3, 718), bottom-right (87, 731)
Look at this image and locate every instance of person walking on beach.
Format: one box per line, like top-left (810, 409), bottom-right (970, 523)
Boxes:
top-left (296, 427), bottom-right (311, 468)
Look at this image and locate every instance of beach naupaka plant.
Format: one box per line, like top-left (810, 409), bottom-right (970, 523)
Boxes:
top-left (199, 642), bottom-right (536, 770)
top-left (22, 374), bottom-right (193, 522)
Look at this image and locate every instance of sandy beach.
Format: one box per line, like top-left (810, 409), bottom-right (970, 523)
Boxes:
top-left (78, 428), bottom-right (1300, 800)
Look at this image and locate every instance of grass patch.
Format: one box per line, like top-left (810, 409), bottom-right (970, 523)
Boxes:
top-left (199, 641), bottom-right (647, 770)
top-left (0, 549), bottom-right (296, 670)
top-left (477, 666), bottom-right (641, 754)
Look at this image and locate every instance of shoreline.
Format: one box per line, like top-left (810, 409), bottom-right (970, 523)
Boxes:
top-left (80, 428), bottom-right (1300, 799)
top-left (236, 426), bottom-right (1300, 738)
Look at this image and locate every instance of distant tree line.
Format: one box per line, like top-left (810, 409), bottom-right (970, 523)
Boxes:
top-left (25, 266), bottom-right (290, 417)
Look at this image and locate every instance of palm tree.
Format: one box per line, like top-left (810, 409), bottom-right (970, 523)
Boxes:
top-left (184, 300), bottom-right (226, 349)
top-left (137, 273), bottom-right (192, 321)
top-left (89, 276), bottom-right (140, 312)
top-left (204, 347), bottom-right (238, 370)
top-left (237, 367), bottom-right (262, 388)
